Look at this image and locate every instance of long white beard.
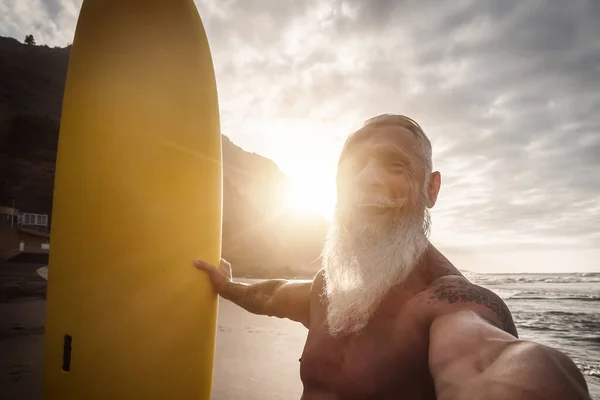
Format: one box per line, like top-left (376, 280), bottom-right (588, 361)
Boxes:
top-left (322, 202), bottom-right (430, 337)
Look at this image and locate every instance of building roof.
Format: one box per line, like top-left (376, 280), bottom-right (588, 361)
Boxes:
top-left (17, 227), bottom-right (50, 238)
top-left (0, 206), bottom-right (19, 216)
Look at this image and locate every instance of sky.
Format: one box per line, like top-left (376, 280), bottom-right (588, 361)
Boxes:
top-left (1, 0), bottom-right (599, 272)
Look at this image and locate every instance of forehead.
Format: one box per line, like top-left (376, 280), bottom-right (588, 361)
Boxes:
top-left (341, 124), bottom-right (422, 161)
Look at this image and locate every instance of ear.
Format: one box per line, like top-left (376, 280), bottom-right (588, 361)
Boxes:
top-left (427, 171), bottom-right (441, 208)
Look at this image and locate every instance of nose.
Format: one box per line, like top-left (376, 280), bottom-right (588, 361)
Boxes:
top-left (356, 158), bottom-right (384, 191)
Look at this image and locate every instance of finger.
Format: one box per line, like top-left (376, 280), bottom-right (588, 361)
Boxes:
top-left (194, 260), bottom-right (211, 270)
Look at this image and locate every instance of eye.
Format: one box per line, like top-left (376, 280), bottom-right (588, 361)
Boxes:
top-left (389, 161), bottom-right (407, 171)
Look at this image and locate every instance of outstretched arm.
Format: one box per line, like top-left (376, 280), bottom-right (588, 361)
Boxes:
top-left (429, 310), bottom-right (591, 400)
top-left (219, 279), bottom-right (312, 326)
top-left (195, 259), bottom-right (313, 328)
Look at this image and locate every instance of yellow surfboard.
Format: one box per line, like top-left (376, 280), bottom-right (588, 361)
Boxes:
top-left (43, 0), bottom-right (222, 398)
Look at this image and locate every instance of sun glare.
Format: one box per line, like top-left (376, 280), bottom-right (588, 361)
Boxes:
top-left (245, 117), bottom-right (352, 221)
top-left (284, 169), bottom-right (337, 220)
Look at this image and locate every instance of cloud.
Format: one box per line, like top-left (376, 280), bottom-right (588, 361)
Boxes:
top-left (0, 0), bottom-right (80, 46)
top-left (1, 0), bottom-right (599, 251)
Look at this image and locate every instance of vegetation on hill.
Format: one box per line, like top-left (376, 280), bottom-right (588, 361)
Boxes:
top-left (0, 35), bottom-right (328, 279)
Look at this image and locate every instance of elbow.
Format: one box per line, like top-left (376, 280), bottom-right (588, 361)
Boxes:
top-left (263, 298), bottom-right (288, 320)
top-left (537, 344), bottom-right (591, 399)
top-left (502, 341), bottom-right (591, 400)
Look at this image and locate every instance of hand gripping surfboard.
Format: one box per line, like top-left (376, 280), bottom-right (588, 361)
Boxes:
top-left (43, 1), bottom-right (222, 398)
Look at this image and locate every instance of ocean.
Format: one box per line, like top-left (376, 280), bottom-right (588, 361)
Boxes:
top-left (467, 272), bottom-right (600, 398)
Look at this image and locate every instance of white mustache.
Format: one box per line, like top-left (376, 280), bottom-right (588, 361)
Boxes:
top-left (351, 195), bottom-right (407, 209)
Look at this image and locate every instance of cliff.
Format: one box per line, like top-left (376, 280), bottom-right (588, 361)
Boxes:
top-left (0, 36), bottom-right (328, 278)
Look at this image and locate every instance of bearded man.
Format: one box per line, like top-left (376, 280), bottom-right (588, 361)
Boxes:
top-left (195, 114), bottom-right (591, 399)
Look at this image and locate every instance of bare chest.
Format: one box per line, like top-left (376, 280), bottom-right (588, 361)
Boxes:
top-left (299, 303), bottom-right (435, 399)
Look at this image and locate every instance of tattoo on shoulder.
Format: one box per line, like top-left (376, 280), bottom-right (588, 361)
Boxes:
top-left (428, 279), bottom-right (519, 338)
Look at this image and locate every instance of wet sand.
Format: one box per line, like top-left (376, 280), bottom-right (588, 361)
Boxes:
top-left (0, 264), bottom-right (48, 400)
top-left (0, 264), bottom-right (307, 399)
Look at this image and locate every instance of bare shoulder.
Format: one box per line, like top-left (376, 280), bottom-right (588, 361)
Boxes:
top-left (308, 268), bottom-right (327, 303)
top-left (423, 275), bottom-right (518, 338)
top-left (311, 268), bottom-right (325, 290)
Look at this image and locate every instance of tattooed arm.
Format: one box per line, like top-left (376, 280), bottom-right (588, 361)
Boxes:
top-left (429, 310), bottom-right (591, 400)
top-left (426, 277), bottom-right (590, 400)
top-left (426, 275), bottom-right (518, 337)
top-left (195, 259), bottom-right (313, 328)
top-left (220, 279), bottom-right (312, 326)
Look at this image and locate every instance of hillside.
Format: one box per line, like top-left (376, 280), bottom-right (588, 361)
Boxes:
top-left (0, 35), bottom-right (328, 278)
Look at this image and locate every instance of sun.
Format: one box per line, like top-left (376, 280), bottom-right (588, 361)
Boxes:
top-left (284, 168), bottom-right (337, 220)
top-left (248, 117), bottom-right (350, 220)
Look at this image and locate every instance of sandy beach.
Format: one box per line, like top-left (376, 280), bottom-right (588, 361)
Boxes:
top-left (0, 263), bottom-right (307, 400)
top-left (2, 264), bottom-right (598, 399)
top-left (0, 263), bottom-right (47, 400)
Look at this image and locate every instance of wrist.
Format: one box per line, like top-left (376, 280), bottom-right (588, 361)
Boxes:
top-left (218, 280), bottom-right (244, 299)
